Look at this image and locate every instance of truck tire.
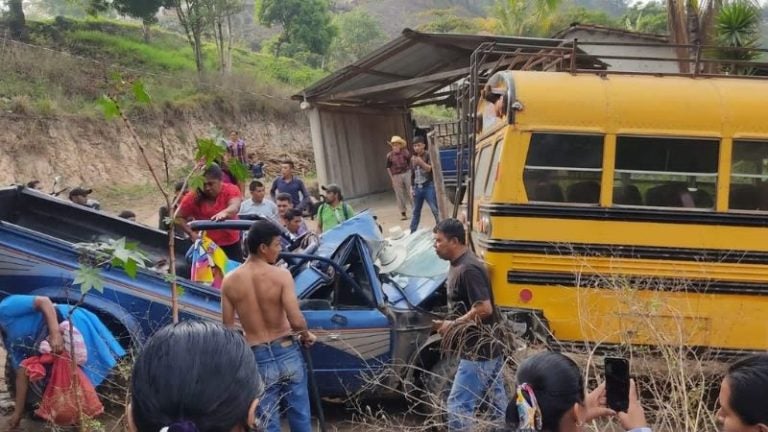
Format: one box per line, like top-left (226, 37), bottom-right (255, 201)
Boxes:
top-left (423, 356), bottom-right (459, 427)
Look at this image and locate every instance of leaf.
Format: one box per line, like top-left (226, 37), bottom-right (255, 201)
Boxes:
top-left (73, 266), bottom-right (104, 294)
top-left (175, 285), bottom-right (186, 298)
top-left (97, 95), bottom-right (120, 120)
top-left (132, 81), bottom-right (152, 104)
top-left (194, 138), bottom-right (226, 165)
top-left (227, 160), bottom-right (250, 183)
top-left (188, 174), bottom-right (205, 191)
top-left (123, 258), bottom-right (138, 279)
top-left (163, 272), bottom-right (177, 284)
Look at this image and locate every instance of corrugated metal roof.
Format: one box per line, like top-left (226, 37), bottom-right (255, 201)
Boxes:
top-left (294, 29), bottom-right (602, 107)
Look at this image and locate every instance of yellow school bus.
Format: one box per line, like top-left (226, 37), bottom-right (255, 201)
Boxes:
top-left (471, 70), bottom-right (768, 353)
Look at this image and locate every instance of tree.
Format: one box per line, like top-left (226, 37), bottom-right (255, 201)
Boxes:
top-left (255, 0), bottom-right (337, 58)
top-left (666, 0), bottom-right (722, 71)
top-left (7, 0), bottom-right (28, 41)
top-left (172, 0), bottom-right (209, 72)
top-left (622, 1), bottom-right (668, 34)
top-left (111, 0), bottom-right (170, 42)
top-left (416, 8), bottom-right (485, 33)
top-left (328, 9), bottom-right (386, 68)
top-left (715, 0), bottom-right (762, 74)
top-left (549, 6), bottom-right (618, 32)
top-left (206, 0), bottom-right (244, 72)
top-left (491, 0), bottom-right (564, 36)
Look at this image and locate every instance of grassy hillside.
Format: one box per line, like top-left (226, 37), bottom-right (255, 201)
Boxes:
top-left (0, 17), bottom-right (327, 117)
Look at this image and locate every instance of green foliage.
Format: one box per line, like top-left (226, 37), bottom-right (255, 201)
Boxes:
top-left (492, 0), bottom-right (563, 36)
top-left (132, 80), bottom-right (151, 104)
top-left (549, 5), bottom-right (617, 31)
top-left (622, 1), bottom-right (668, 34)
top-left (255, 0), bottom-right (337, 57)
top-left (715, 0), bottom-right (763, 73)
top-left (327, 9), bottom-right (387, 68)
top-left (417, 8), bottom-right (484, 33)
top-left (195, 137), bottom-right (226, 164)
top-left (227, 159), bottom-right (250, 183)
top-left (97, 95), bottom-right (119, 119)
top-left (73, 237), bottom-right (149, 294)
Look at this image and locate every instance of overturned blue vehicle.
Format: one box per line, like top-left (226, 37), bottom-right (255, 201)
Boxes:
top-left (0, 186), bottom-right (453, 400)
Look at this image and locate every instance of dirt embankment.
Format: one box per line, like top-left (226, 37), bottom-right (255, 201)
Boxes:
top-left (0, 108), bottom-right (314, 192)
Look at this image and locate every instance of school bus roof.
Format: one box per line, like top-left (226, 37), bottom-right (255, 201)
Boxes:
top-left (498, 71), bottom-right (768, 138)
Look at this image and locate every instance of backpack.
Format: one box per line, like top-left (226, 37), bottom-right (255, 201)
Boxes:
top-left (318, 202), bottom-right (352, 223)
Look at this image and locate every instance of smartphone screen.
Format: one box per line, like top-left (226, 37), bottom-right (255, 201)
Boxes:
top-left (605, 357), bottom-right (630, 412)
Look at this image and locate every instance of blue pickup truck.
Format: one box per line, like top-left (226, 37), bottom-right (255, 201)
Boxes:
top-left (0, 186), bottom-right (454, 401)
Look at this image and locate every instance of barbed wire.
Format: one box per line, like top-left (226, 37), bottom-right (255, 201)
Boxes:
top-left (0, 33), bottom-right (297, 103)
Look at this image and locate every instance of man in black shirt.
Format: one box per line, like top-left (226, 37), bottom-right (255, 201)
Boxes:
top-left (432, 219), bottom-right (508, 431)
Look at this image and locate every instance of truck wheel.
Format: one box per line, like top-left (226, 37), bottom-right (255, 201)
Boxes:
top-left (423, 356), bottom-right (459, 427)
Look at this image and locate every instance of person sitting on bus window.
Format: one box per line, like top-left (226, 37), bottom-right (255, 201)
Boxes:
top-left (716, 353), bottom-right (768, 432)
top-left (506, 351), bottom-right (651, 432)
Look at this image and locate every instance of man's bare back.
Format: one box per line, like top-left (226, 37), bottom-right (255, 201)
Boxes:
top-left (221, 259), bottom-right (305, 346)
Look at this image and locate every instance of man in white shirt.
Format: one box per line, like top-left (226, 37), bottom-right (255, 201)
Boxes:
top-left (239, 180), bottom-right (278, 220)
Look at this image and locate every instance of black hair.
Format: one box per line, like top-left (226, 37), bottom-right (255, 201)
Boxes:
top-left (484, 91), bottom-right (502, 103)
top-left (249, 180), bottom-right (264, 191)
top-left (725, 353), bottom-right (768, 426)
top-left (281, 160), bottom-right (295, 168)
top-left (285, 208), bottom-right (303, 221)
top-left (434, 218), bottom-right (466, 245)
top-left (246, 220), bottom-right (283, 254)
top-left (174, 181), bottom-right (185, 193)
top-left (506, 352), bottom-right (584, 432)
top-left (275, 192), bottom-right (292, 203)
top-left (203, 163), bottom-right (223, 180)
top-left (118, 210), bottom-right (136, 219)
top-left (413, 136), bottom-right (426, 145)
top-left (130, 321), bottom-right (263, 432)
top-left (26, 180), bottom-right (40, 189)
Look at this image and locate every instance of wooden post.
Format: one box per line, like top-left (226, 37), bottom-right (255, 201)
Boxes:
top-left (427, 130), bottom-right (449, 221)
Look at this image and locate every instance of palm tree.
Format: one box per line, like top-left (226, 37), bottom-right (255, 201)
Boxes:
top-left (666, 0), bottom-right (722, 72)
top-left (715, 0), bottom-right (762, 74)
top-left (492, 0), bottom-right (562, 37)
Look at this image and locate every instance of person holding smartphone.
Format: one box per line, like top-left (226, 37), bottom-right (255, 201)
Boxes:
top-left (506, 351), bottom-right (650, 432)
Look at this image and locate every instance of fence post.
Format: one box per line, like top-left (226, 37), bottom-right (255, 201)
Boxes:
top-left (427, 130), bottom-right (449, 221)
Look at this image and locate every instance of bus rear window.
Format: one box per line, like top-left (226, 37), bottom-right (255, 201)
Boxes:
top-left (523, 133), bottom-right (603, 204)
top-left (614, 136), bottom-right (718, 209)
top-left (730, 140), bottom-right (768, 211)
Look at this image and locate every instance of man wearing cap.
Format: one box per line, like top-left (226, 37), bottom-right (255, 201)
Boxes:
top-left (386, 136), bottom-right (412, 221)
top-left (316, 184), bottom-right (354, 233)
top-left (69, 187), bottom-right (101, 210)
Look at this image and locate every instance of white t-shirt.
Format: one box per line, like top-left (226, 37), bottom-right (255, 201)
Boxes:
top-left (239, 198), bottom-right (278, 220)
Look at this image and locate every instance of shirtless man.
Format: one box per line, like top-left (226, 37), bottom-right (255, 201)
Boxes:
top-left (221, 220), bottom-right (316, 432)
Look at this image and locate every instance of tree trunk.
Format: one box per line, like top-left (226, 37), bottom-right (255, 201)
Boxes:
top-left (142, 19), bottom-right (151, 43)
top-left (193, 30), bottom-right (204, 73)
top-left (225, 14), bottom-right (233, 73)
top-left (8, 0), bottom-right (28, 41)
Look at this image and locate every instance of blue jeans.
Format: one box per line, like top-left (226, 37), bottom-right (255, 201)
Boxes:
top-left (447, 357), bottom-right (509, 432)
top-left (252, 340), bottom-right (312, 432)
top-left (410, 181), bottom-right (440, 233)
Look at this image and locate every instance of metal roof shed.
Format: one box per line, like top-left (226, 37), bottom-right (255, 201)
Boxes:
top-left (294, 29), bottom-right (601, 199)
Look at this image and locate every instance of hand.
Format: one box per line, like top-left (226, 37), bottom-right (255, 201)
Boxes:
top-left (432, 319), bottom-right (453, 336)
top-left (617, 379), bottom-right (648, 431)
top-left (211, 211), bottom-right (229, 222)
top-left (411, 187), bottom-right (415, 197)
top-left (300, 331), bottom-right (317, 348)
top-left (412, 156), bottom-right (422, 166)
top-left (583, 382), bottom-right (615, 423)
top-left (49, 333), bottom-right (64, 354)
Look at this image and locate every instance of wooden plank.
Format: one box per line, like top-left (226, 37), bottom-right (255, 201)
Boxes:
top-left (427, 130), bottom-right (450, 221)
top-left (329, 67), bottom-right (472, 100)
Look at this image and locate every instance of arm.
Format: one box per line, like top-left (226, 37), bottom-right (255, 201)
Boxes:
top-left (436, 267), bottom-right (493, 335)
top-left (279, 269), bottom-right (316, 346)
top-left (270, 179), bottom-right (278, 199)
top-left (212, 189), bottom-right (242, 221)
top-left (298, 180), bottom-right (311, 210)
top-left (173, 206), bottom-right (198, 241)
top-left (417, 154), bottom-right (433, 172)
top-left (33, 297), bottom-right (63, 353)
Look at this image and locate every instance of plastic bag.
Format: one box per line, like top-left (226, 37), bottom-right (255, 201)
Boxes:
top-left (35, 353), bottom-right (104, 425)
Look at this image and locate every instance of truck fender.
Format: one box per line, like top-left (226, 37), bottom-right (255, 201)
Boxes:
top-left (28, 286), bottom-right (146, 348)
top-left (405, 333), bottom-right (445, 390)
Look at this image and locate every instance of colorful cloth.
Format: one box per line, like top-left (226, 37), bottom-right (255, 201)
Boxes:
top-left (40, 321), bottom-right (87, 366)
top-left (0, 295), bottom-right (125, 387)
top-left (227, 139), bottom-right (247, 164)
top-left (187, 234), bottom-right (241, 289)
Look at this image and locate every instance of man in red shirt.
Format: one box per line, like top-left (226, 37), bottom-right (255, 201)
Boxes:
top-left (176, 164), bottom-right (244, 261)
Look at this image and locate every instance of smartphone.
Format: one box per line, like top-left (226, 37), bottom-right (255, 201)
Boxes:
top-left (604, 357), bottom-right (630, 412)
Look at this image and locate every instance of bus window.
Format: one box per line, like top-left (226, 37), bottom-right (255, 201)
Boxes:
top-left (523, 133), bottom-right (603, 204)
top-left (474, 144), bottom-right (493, 198)
top-left (614, 136), bottom-right (718, 209)
top-left (484, 141), bottom-right (502, 197)
top-left (730, 140), bottom-right (768, 211)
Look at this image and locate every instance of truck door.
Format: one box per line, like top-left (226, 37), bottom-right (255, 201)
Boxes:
top-left (300, 237), bottom-right (393, 397)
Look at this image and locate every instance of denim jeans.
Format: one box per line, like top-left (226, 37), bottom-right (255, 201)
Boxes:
top-left (410, 181), bottom-right (440, 233)
top-left (251, 340), bottom-right (312, 432)
top-left (447, 357), bottom-right (509, 432)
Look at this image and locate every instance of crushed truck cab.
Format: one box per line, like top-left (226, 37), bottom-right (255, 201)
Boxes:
top-left (0, 186), bottom-right (450, 399)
